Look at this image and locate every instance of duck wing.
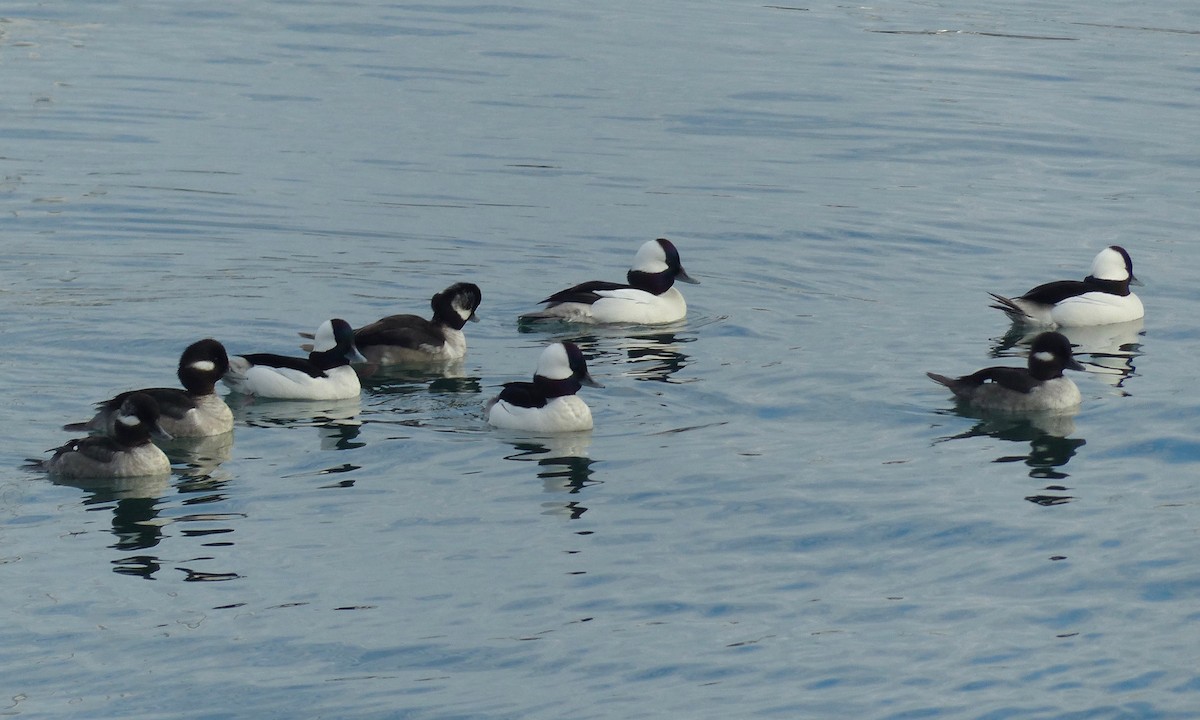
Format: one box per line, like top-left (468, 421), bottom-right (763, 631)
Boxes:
top-left (541, 280), bottom-right (630, 307)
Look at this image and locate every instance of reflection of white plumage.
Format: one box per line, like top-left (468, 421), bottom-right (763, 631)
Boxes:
top-left (486, 342), bottom-right (602, 433)
top-left (520, 238), bottom-right (699, 325)
top-left (224, 319), bottom-right (366, 400)
top-left (1003, 318), bottom-right (1144, 389)
top-left (989, 246), bottom-right (1143, 327)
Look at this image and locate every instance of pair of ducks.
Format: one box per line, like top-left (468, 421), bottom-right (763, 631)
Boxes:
top-left (34, 239), bottom-right (699, 479)
top-left (929, 245), bottom-right (1143, 413)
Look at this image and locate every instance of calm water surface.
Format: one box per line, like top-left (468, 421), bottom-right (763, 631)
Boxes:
top-left (3, 2), bottom-right (1200, 718)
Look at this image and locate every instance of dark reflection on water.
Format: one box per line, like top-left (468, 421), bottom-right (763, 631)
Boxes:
top-left (520, 324), bottom-right (696, 384)
top-left (502, 435), bottom-right (598, 519)
top-left (48, 432), bottom-right (245, 580)
top-left (51, 474), bottom-right (172, 578)
top-left (358, 364), bottom-right (482, 396)
top-left (935, 408), bottom-right (1085, 504)
top-left (228, 394), bottom-right (364, 450)
top-left (60, 477), bottom-right (170, 556)
top-left (990, 319), bottom-right (1145, 391)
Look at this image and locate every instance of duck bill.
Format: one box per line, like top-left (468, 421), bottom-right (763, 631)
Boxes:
top-left (580, 373), bottom-right (604, 388)
top-left (152, 423), bottom-right (174, 442)
top-left (675, 268), bottom-right (700, 285)
top-left (1129, 273), bottom-right (1144, 287)
top-left (348, 346), bottom-right (369, 364)
top-left (468, 312), bottom-right (480, 323)
top-left (1065, 357), bottom-right (1086, 371)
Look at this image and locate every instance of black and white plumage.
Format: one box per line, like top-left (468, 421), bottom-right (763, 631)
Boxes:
top-left (520, 238), bottom-right (699, 325)
top-left (486, 342), bottom-right (603, 432)
top-left (927, 331), bottom-right (1086, 413)
top-left (223, 319), bottom-right (367, 400)
top-left (350, 282), bottom-right (482, 364)
top-left (988, 245), bottom-right (1144, 327)
top-left (33, 393), bottom-right (172, 479)
top-left (65, 338), bottom-right (233, 438)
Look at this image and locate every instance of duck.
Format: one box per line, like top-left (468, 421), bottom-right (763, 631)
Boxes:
top-left (519, 238), bottom-right (699, 325)
top-left (35, 393), bottom-right (172, 479)
top-left (64, 338), bottom-right (233, 438)
top-left (486, 342), bottom-right (603, 432)
top-left (302, 282), bottom-right (482, 364)
top-left (988, 245), bottom-right (1143, 327)
top-left (927, 331), bottom-right (1085, 413)
top-left (223, 319), bottom-right (367, 400)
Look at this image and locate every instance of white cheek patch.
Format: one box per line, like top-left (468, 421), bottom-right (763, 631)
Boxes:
top-left (189, 360), bottom-right (216, 372)
top-left (116, 413), bottom-right (141, 427)
top-left (454, 305), bottom-right (473, 321)
top-left (1033, 351), bottom-right (1055, 363)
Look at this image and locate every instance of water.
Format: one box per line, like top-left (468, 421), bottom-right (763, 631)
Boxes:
top-left (3, 1), bottom-right (1200, 717)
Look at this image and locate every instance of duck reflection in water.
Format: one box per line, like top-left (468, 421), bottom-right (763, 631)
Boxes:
top-left (52, 473), bottom-right (172, 559)
top-left (356, 364), bottom-right (482, 396)
top-left (159, 431), bottom-right (234, 475)
top-left (991, 318), bottom-right (1144, 392)
top-left (44, 428), bottom-right (241, 579)
top-left (503, 435), bottom-right (598, 520)
top-left (934, 409), bottom-right (1086, 506)
top-left (527, 329), bottom-right (694, 385)
top-left (228, 394), bottom-right (364, 450)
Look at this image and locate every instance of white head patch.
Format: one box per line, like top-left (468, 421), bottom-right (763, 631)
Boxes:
top-left (117, 412), bottom-right (141, 427)
top-left (453, 299), bottom-right (474, 322)
top-left (189, 360), bottom-right (216, 372)
top-left (535, 343), bottom-right (573, 380)
top-left (1033, 351), bottom-right (1055, 363)
top-left (1090, 247), bottom-right (1129, 281)
top-left (311, 320), bottom-right (337, 352)
top-left (631, 239), bottom-right (669, 274)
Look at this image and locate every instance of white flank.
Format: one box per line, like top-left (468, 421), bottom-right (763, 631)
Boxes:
top-left (488, 396), bottom-right (593, 433)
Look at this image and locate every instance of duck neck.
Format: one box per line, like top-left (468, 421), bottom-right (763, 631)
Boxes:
top-left (627, 269), bottom-right (674, 295)
top-left (309, 347), bottom-right (351, 371)
top-left (1084, 275), bottom-right (1131, 296)
top-left (534, 375), bottom-right (581, 399)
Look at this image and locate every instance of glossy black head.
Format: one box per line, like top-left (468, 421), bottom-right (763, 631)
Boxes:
top-left (114, 392), bottom-right (172, 444)
top-left (309, 318), bottom-right (368, 368)
top-left (627, 238), bottom-right (699, 294)
top-left (331, 318), bottom-right (368, 363)
top-left (177, 338), bottom-right (230, 394)
top-left (532, 341), bottom-right (603, 397)
top-left (1028, 331), bottom-right (1085, 381)
top-left (329, 318), bottom-right (353, 347)
top-left (562, 341), bottom-right (603, 388)
top-left (1109, 245), bottom-right (1141, 286)
top-left (431, 282), bottom-right (483, 329)
top-left (656, 238), bottom-right (698, 285)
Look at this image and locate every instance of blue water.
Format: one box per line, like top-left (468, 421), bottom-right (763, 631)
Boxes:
top-left (3, 2), bottom-right (1200, 718)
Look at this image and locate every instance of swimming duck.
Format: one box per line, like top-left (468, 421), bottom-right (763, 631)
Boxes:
top-left (223, 319), bottom-right (366, 400)
top-left (36, 393), bottom-right (172, 479)
top-left (343, 282), bottom-right (481, 364)
top-left (486, 342), bottom-right (602, 432)
top-left (65, 338), bottom-right (233, 437)
top-left (520, 238), bottom-right (698, 325)
top-left (989, 245), bottom-right (1143, 327)
top-left (927, 331), bottom-right (1085, 413)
